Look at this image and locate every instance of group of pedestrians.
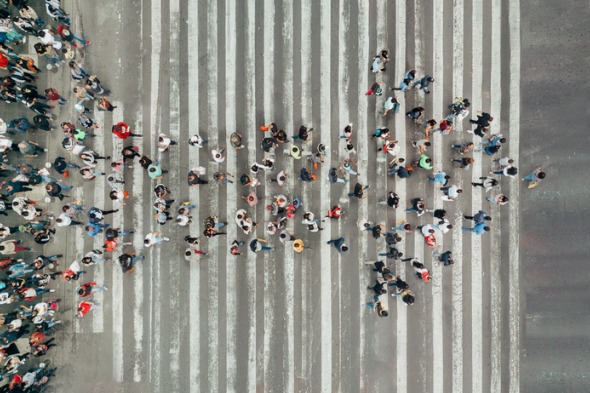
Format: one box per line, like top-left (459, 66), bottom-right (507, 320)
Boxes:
top-left (358, 51), bottom-right (545, 317)
top-left (0, 0), bottom-right (116, 390)
top-left (0, 2), bottom-right (549, 391)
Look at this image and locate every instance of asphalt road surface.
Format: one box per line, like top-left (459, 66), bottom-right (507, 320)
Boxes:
top-left (0, 0), bottom-right (580, 392)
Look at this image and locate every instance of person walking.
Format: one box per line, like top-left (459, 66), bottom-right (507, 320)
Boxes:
top-left (440, 185), bottom-right (463, 201)
top-left (433, 250), bottom-right (454, 266)
top-left (144, 231), bottom-right (170, 248)
top-left (413, 74), bottom-right (435, 93)
top-left (462, 221), bottom-right (490, 235)
top-left (378, 191), bottom-right (399, 208)
top-left (348, 183), bottom-right (369, 199)
top-left (405, 198), bottom-right (425, 216)
top-left (119, 252), bottom-right (145, 273)
top-left (0, 240), bottom-right (30, 255)
top-left (406, 106), bottom-right (425, 123)
top-left (78, 282), bottom-right (108, 297)
top-left (249, 238), bottom-right (273, 253)
top-left (427, 171), bottom-right (450, 186)
top-left (112, 121), bottom-right (142, 139)
top-left (464, 210), bottom-right (492, 224)
top-left (77, 301), bottom-right (99, 318)
top-left (327, 237), bottom-right (348, 253)
top-left (522, 166), bottom-right (546, 188)
top-left (471, 176), bottom-right (499, 192)
top-left (451, 141), bottom-right (475, 155)
top-left (451, 156), bottom-right (475, 170)
top-left (487, 193), bottom-right (509, 205)
top-left (365, 82), bottom-right (384, 96)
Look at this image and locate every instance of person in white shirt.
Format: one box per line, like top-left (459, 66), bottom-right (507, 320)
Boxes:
top-left (176, 202), bottom-right (196, 227)
top-left (188, 134), bottom-right (207, 148)
top-left (440, 185), bottom-right (462, 201)
top-left (55, 212), bottom-right (83, 227)
top-left (434, 218), bottom-right (452, 234)
top-left (211, 147), bottom-right (226, 163)
top-left (157, 133), bottom-right (177, 152)
top-left (270, 170), bottom-right (287, 187)
top-left (39, 29), bottom-right (62, 50)
top-left (144, 232), bottom-right (170, 248)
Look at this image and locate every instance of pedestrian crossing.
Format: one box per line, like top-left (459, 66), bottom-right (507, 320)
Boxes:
top-left (52, 0), bottom-right (523, 392)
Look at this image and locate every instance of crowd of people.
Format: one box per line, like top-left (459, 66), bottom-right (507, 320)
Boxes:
top-left (0, 0), bottom-right (103, 391)
top-left (0, 0), bottom-right (548, 390)
top-left (360, 51), bottom-right (545, 316)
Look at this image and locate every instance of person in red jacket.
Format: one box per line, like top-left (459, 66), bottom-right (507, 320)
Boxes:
top-left (112, 122), bottom-right (142, 139)
top-left (78, 282), bottom-right (107, 297)
top-left (77, 301), bottom-right (99, 318)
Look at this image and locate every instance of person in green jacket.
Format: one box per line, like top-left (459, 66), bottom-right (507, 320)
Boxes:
top-left (414, 154), bottom-right (433, 170)
top-left (147, 161), bottom-right (167, 180)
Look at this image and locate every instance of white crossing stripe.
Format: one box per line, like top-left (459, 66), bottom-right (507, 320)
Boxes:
top-left (451, 1), bottom-right (465, 392)
top-left (281, 0), bottom-right (295, 392)
top-left (167, 0), bottom-right (182, 391)
top-left (356, 1), bottom-right (370, 391)
top-left (187, 0), bottom-right (200, 391)
top-left (431, 1), bottom-right (445, 392)
top-left (225, 0), bottom-right (238, 391)
top-left (471, 0), bottom-right (484, 391)
top-left (111, 103), bottom-right (125, 383)
top-left (206, 0), bottom-right (220, 390)
top-left (394, 0), bottom-right (408, 392)
top-left (300, 0), bottom-right (312, 385)
top-left (508, 1), bottom-right (522, 392)
top-left (489, 0), bottom-right (504, 391)
top-left (319, 1), bottom-right (333, 392)
top-left (244, 0), bottom-right (258, 391)
top-left (93, 109), bottom-right (106, 334)
top-left (262, 0), bottom-right (275, 390)
top-left (149, 1), bottom-right (162, 389)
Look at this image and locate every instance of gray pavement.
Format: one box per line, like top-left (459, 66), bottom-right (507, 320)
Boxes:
top-left (520, 1), bottom-right (590, 393)
top-left (0, 0), bottom-right (585, 392)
